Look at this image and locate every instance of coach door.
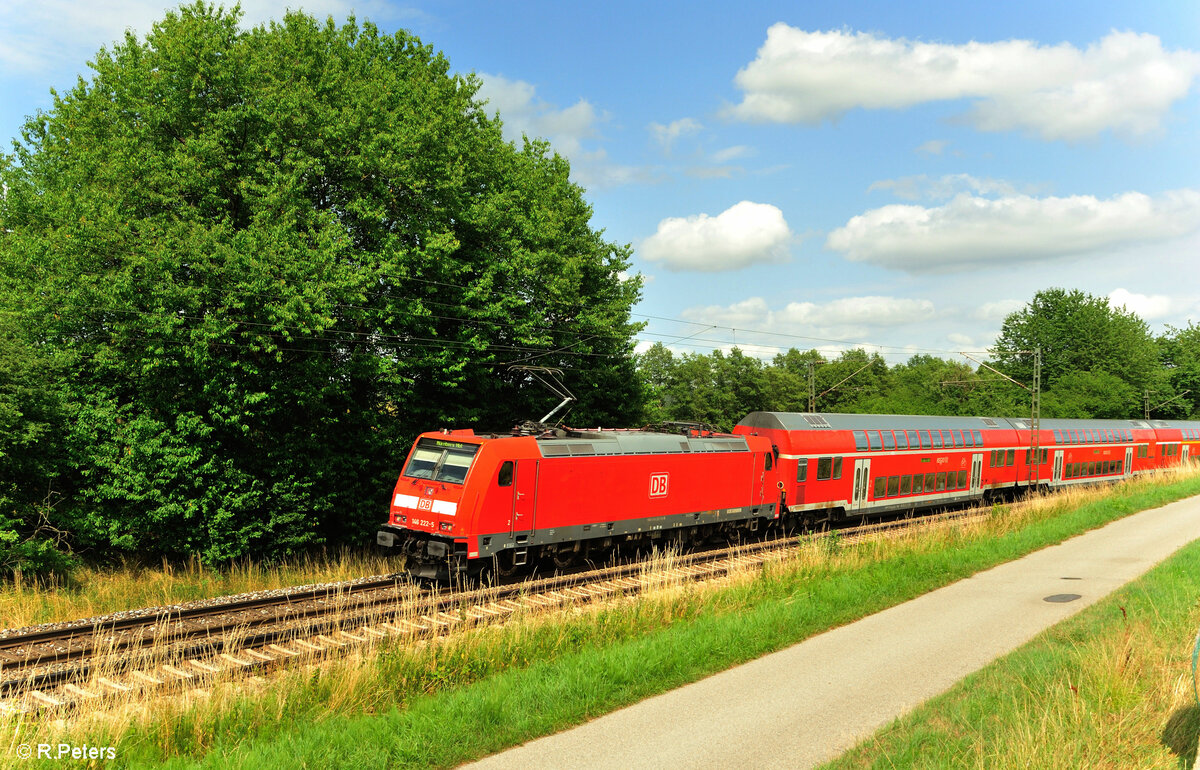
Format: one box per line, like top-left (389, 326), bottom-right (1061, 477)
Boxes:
top-left (850, 458), bottom-right (871, 512)
top-left (511, 459), bottom-right (539, 545)
top-left (1124, 447), bottom-right (1134, 478)
top-left (1053, 450), bottom-right (1064, 482)
top-left (970, 453), bottom-right (983, 495)
top-left (1184, 445), bottom-right (1191, 463)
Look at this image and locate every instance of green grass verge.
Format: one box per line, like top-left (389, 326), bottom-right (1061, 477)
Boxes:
top-left (822, 536), bottom-right (1200, 769)
top-left (32, 472), bottom-right (1200, 769)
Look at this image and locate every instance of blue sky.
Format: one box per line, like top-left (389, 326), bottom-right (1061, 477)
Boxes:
top-left (3, 0), bottom-right (1199, 367)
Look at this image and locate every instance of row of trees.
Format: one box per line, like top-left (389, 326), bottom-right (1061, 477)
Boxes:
top-left (637, 289), bottom-right (1199, 431)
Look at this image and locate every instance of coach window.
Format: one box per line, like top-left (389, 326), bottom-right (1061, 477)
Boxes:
top-left (1053, 429), bottom-right (1062, 443)
top-left (936, 472), bottom-right (947, 491)
top-left (957, 470), bottom-right (967, 488)
top-left (953, 430), bottom-right (964, 448)
top-left (1005, 449), bottom-right (1014, 466)
top-left (924, 472), bottom-right (936, 491)
top-left (907, 430), bottom-right (920, 449)
top-left (817, 457), bottom-right (833, 480)
top-left (900, 475), bottom-right (912, 495)
top-left (882, 431), bottom-right (896, 450)
top-left (913, 474), bottom-right (925, 493)
top-left (944, 430), bottom-right (956, 448)
top-left (868, 431), bottom-right (883, 451)
top-left (831, 457), bottom-right (843, 479)
top-left (896, 431), bottom-right (908, 450)
top-left (973, 430), bottom-right (984, 446)
top-left (854, 430), bottom-right (869, 451)
top-left (497, 461), bottom-right (514, 487)
top-left (919, 430), bottom-right (931, 449)
top-left (886, 476), bottom-right (900, 496)
top-left (930, 431), bottom-right (942, 449)
top-left (797, 460), bottom-right (808, 483)
top-left (874, 477), bottom-right (885, 499)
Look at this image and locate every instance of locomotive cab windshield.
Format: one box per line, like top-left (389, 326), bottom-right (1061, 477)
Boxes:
top-left (402, 438), bottom-right (481, 484)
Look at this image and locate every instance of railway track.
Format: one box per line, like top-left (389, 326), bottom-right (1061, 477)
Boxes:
top-left (0, 508), bottom-right (985, 714)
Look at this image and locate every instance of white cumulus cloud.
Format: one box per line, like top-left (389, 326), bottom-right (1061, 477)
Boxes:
top-left (727, 25), bottom-right (1200, 140)
top-left (649, 117), bottom-right (702, 152)
top-left (476, 72), bottom-right (646, 188)
top-left (1108, 288), bottom-right (1173, 320)
top-left (641, 201), bottom-right (794, 272)
top-left (681, 296), bottom-right (936, 343)
top-left (826, 189), bottom-right (1200, 273)
top-left (868, 174), bottom-right (1019, 202)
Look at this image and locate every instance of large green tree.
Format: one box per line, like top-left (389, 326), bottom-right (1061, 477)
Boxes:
top-left (0, 3), bottom-right (641, 565)
top-left (990, 288), bottom-right (1160, 418)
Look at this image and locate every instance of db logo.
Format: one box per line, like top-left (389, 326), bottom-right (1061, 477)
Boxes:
top-left (649, 473), bottom-right (669, 498)
top-left (417, 498), bottom-right (433, 511)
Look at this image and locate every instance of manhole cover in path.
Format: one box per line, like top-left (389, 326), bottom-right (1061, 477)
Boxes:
top-left (1044, 594), bottom-right (1082, 603)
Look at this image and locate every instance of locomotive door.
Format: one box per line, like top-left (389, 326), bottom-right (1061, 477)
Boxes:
top-left (850, 458), bottom-right (871, 512)
top-left (511, 459), bottom-right (539, 540)
top-left (969, 453), bottom-right (983, 494)
top-left (1124, 447), bottom-right (1134, 478)
top-left (1053, 451), bottom-right (1064, 482)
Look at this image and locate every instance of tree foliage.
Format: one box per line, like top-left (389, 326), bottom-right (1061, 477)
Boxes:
top-left (0, 3), bottom-right (640, 568)
top-left (991, 288), bottom-right (1161, 416)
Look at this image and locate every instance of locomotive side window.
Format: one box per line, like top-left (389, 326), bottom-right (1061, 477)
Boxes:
top-left (919, 430), bottom-right (931, 449)
top-left (498, 461), bottom-right (514, 487)
top-left (764, 453), bottom-right (774, 470)
top-left (854, 430), bottom-right (869, 451)
top-left (797, 461), bottom-right (808, 483)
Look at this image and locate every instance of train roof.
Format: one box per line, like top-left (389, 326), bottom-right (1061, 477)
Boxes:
top-left (738, 412), bottom-right (1200, 434)
top-left (535, 431), bottom-right (750, 458)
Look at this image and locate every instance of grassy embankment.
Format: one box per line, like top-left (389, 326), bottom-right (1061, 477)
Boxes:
top-left (7, 468), bottom-right (1200, 768)
top-left (824, 533), bottom-right (1200, 769)
top-left (0, 551), bottom-right (398, 629)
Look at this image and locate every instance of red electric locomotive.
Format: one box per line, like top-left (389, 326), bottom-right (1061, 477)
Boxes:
top-left (376, 425), bottom-right (783, 580)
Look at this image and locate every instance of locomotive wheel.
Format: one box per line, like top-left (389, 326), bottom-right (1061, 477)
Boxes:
top-left (549, 544), bottom-right (579, 570)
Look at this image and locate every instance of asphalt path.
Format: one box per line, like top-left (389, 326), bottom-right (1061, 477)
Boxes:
top-left (467, 494), bottom-right (1200, 769)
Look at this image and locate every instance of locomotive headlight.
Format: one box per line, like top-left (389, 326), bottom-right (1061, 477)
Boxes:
top-left (398, 514), bottom-right (407, 524)
top-left (439, 522), bottom-right (453, 532)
